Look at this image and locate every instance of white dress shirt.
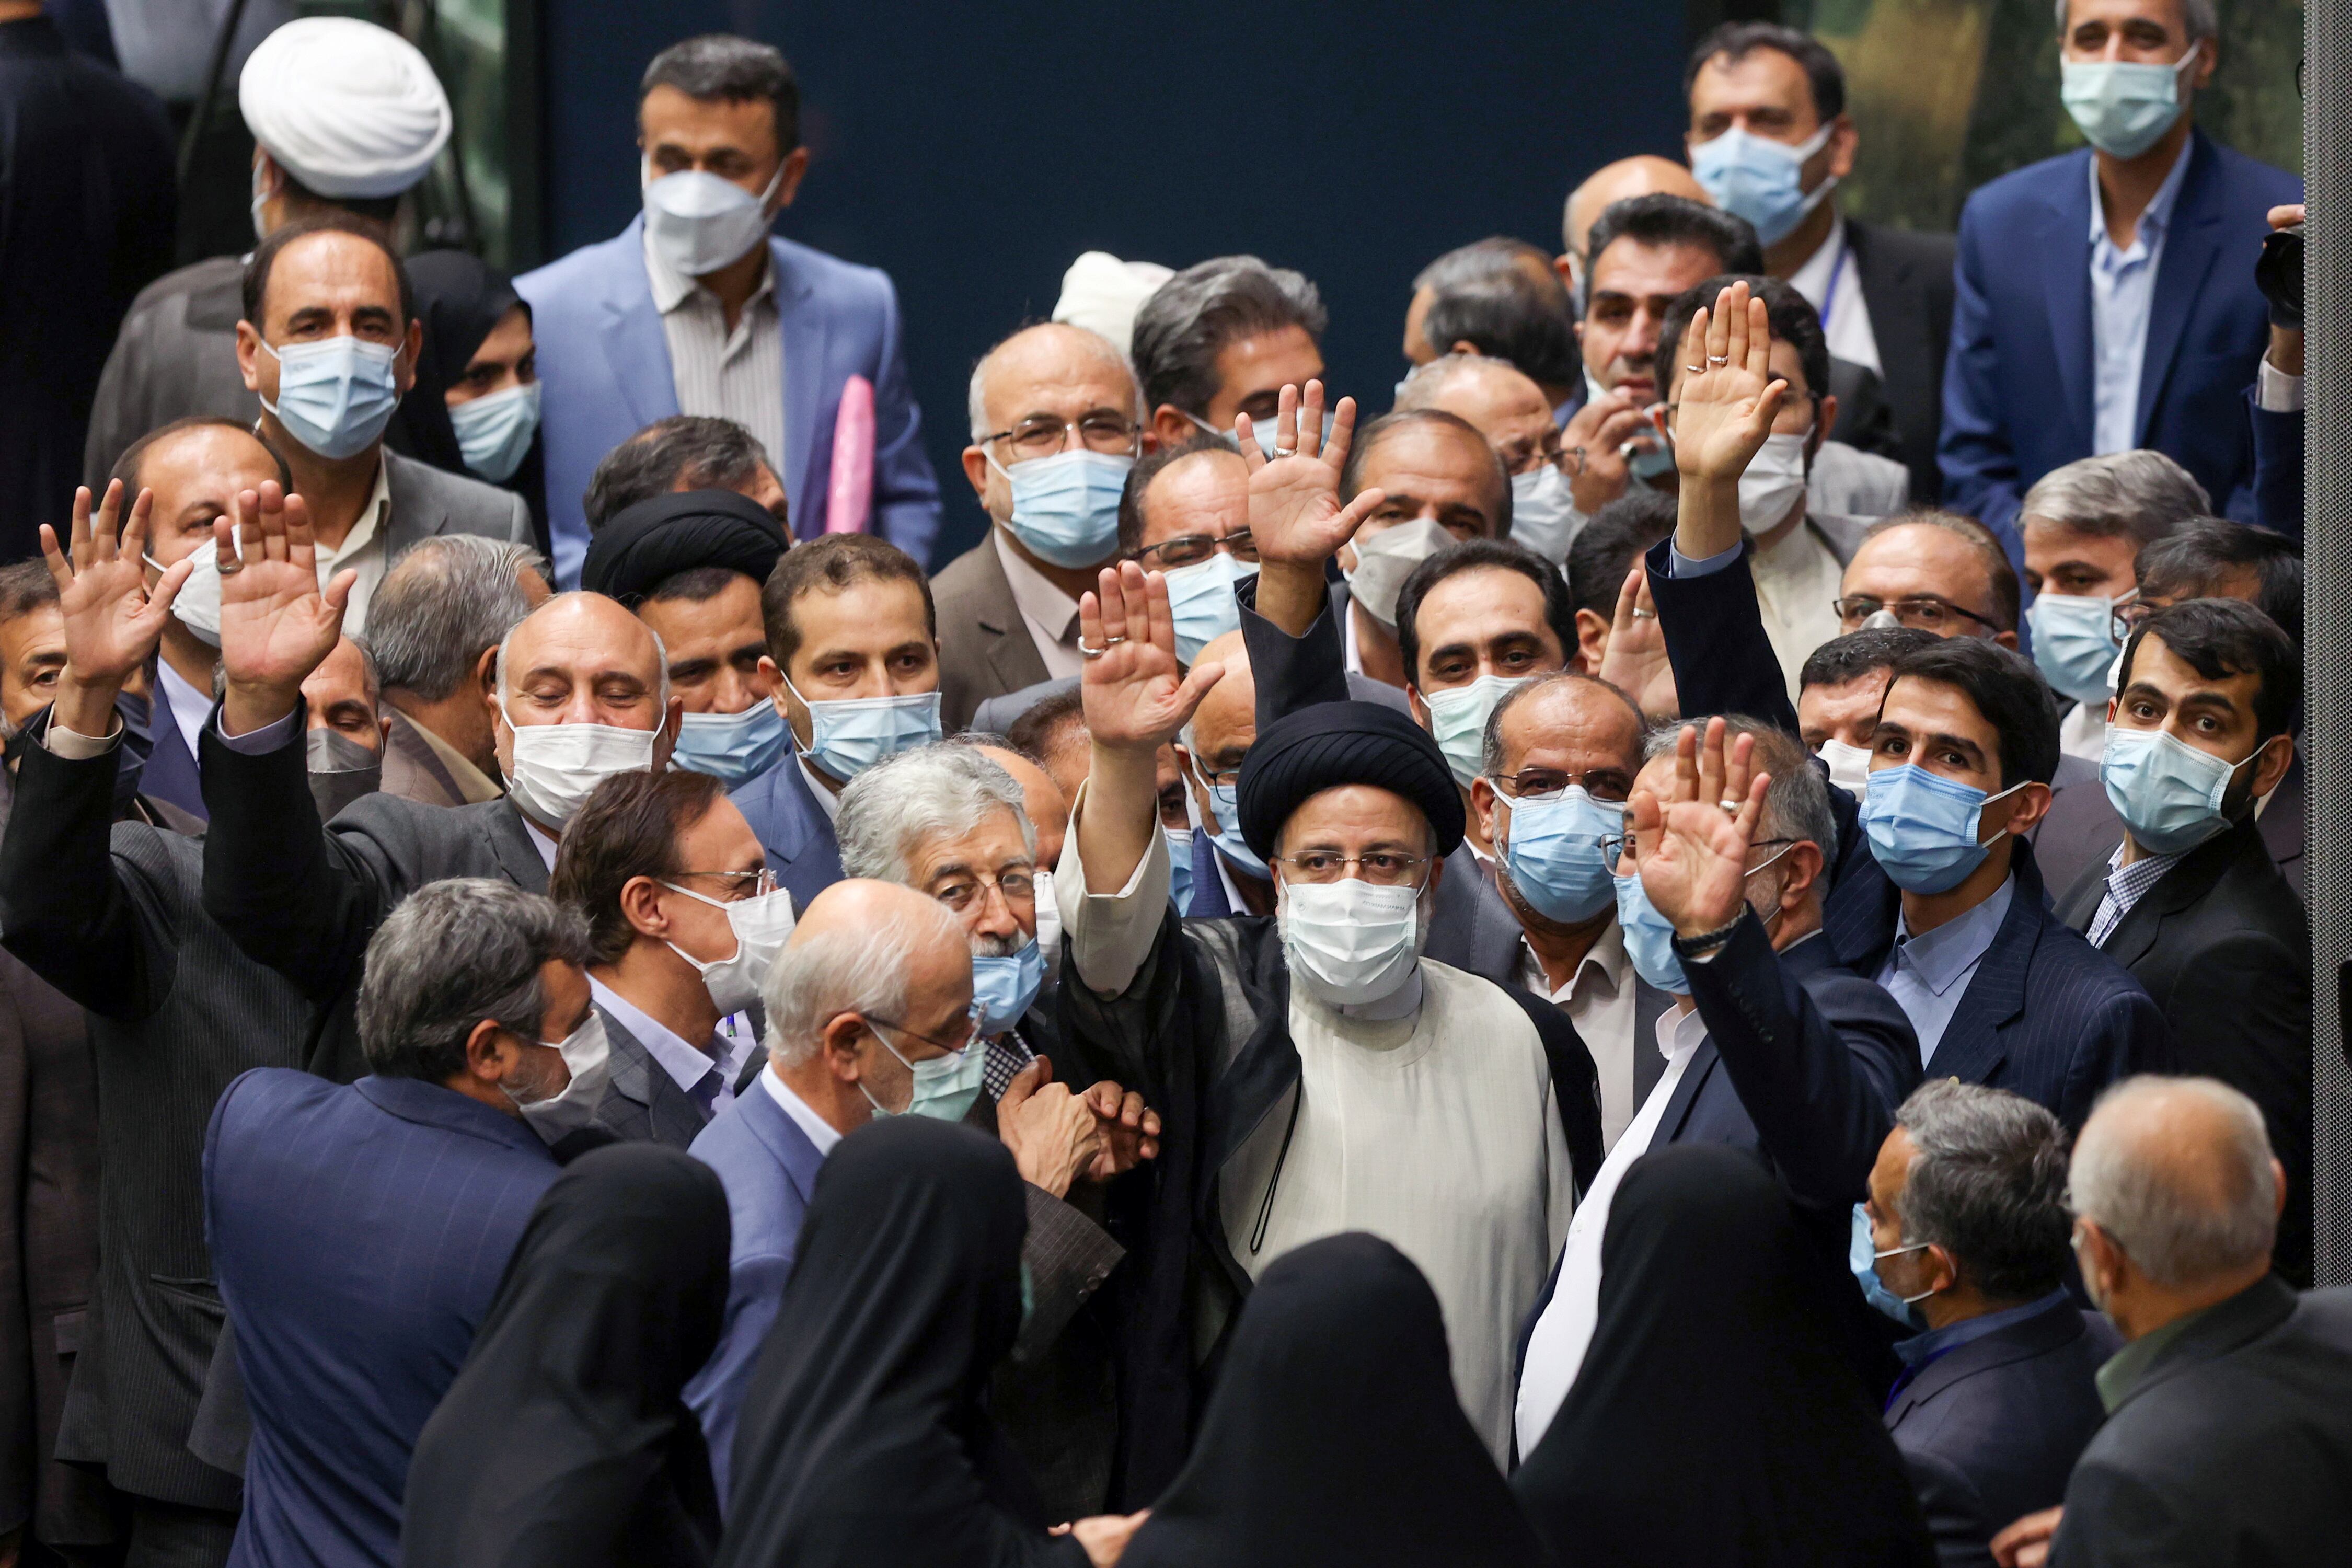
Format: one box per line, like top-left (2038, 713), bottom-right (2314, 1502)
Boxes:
top-left (1514, 1000), bottom-right (1710, 1454)
top-left (2059, 700), bottom-right (2109, 764)
top-left (1785, 214), bottom-right (1882, 377)
top-left (643, 226), bottom-right (787, 476)
top-left (589, 976), bottom-right (756, 1113)
top-left (2088, 142), bottom-right (2193, 456)
top-left (991, 529), bottom-right (1086, 678)
top-left (762, 1067), bottom-right (844, 1157)
top-left (156, 656), bottom-right (215, 757)
top-left (2256, 358), bottom-right (2305, 413)
top-left (1520, 920), bottom-right (1641, 1150)
top-left (798, 755), bottom-right (842, 822)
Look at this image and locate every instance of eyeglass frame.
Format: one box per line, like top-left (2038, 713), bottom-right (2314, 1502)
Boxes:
top-left (859, 1009), bottom-right (982, 1061)
top-left (1484, 767), bottom-right (1636, 803)
top-left (664, 867), bottom-right (780, 900)
top-left (976, 411), bottom-right (1143, 463)
top-left (2108, 591), bottom-right (2153, 645)
top-left (1125, 526), bottom-right (1260, 570)
top-left (927, 866), bottom-right (1039, 916)
top-left (1600, 832), bottom-right (1797, 868)
top-left (1831, 593), bottom-right (2004, 633)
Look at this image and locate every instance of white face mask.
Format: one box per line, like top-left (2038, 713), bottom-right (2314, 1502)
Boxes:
top-left (1738, 431), bottom-right (1811, 535)
top-left (1343, 517), bottom-right (1454, 632)
top-left (148, 539), bottom-right (238, 648)
top-left (659, 882), bottom-right (798, 1014)
top-left (1816, 737), bottom-right (1873, 799)
top-left (1031, 867), bottom-right (1063, 985)
top-left (1278, 878), bottom-right (1425, 1007)
top-left (642, 160), bottom-right (786, 277)
top-left (1508, 464), bottom-right (1578, 566)
top-left (503, 1010), bottom-right (614, 1145)
top-left (498, 699), bottom-right (660, 832)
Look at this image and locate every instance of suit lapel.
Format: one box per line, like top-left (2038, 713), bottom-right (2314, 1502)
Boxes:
top-left (598, 218), bottom-right (682, 434)
top-left (2135, 134), bottom-right (2222, 444)
top-left (597, 1006), bottom-right (660, 1112)
top-left (140, 693), bottom-right (207, 821)
top-left (2101, 817), bottom-right (2257, 971)
top-left (741, 1076), bottom-right (828, 1206)
top-left (1649, 1040), bottom-right (1718, 1150)
top-left (2040, 152), bottom-right (2099, 455)
top-left (771, 240), bottom-right (828, 539)
top-left (1920, 856), bottom-right (2044, 1087)
top-left (1631, 982), bottom-right (1674, 1105)
top-left (483, 801), bottom-right (552, 893)
top-left (969, 540), bottom-right (1053, 694)
top-left (379, 452), bottom-right (447, 556)
top-left (1846, 222), bottom-right (1927, 398)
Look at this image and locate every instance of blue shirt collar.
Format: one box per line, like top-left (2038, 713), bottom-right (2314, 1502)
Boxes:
top-left (2086, 134), bottom-right (2194, 251)
top-left (1895, 1286), bottom-right (2074, 1368)
top-left (1891, 874), bottom-right (2015, 997)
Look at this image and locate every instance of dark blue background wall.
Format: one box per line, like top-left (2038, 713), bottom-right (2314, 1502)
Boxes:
top-left (539, 1), bottom-right (1692, 568)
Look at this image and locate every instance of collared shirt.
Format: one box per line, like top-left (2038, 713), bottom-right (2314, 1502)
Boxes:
top-left (1520, 919), bottom-right (1641, 1150)
top-left (2094, 1300), bottom-right (2205, 1413)
top-left (1786, 214), bottom-right (1882, 377)
top-left (982, 1030), bottom-right (1037, 1102)
top-left (156, 655), bottom-right (215, 757)
top-left (1877, 874), bottom-right (2016, 1065)
top-left (643, 226), bottom-right (787, 478)
top-left (2088, 841), bottom-right (2187, 947)
top-left (1889, 1287), bottom-right (2074, 1404)
top-left (314, 458), bottom-right (393, 633)
top-left (1515, 1000), bottom-right (1709, 1455)
top-left (2256, 358), bottom-right (2305, 413)
top-left (589, 975), bottom-right (756, 1113)
top-left (2059, 699), bottom-right (2109, 764)
top-left (798, 754), bottom-right (842, 823)
top-left (762, 1066), bottom-right (845, 1158)
top-left (991, 529), bottom-right (1086, 679)
top-left (2088, 141), bottom-right (2194, 455)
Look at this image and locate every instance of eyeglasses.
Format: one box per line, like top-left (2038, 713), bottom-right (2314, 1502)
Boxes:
top-left (1128, 527), bottom-right (1260, 570)
top-left (1190, 756), bottom-right (1244, 790)
top-left (978, 412), bottom-right (1142, 463)
top-left (669, 867), bottom-right (779, 899)
top-left (930, 867), bottom-right (1036, 915)
top-left (1272, 851), bottom-right (1433, 887)
top-left (1832, 595), bottom-right (2003, 635)
top-left (864, 1010), bottom-right (980, 1058)
top-left (1486, 767), bottom-right (1633, 803)
top-left (2109, 594), bottom-right (2153, 644)
top-left (1601, 833), bottom-right (1796, 866)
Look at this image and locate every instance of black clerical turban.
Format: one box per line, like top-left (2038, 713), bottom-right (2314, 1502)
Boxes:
top-left (1236, 701), bottom-right (1465, 862)
top-left (580, 490), bottom-right (789, 606)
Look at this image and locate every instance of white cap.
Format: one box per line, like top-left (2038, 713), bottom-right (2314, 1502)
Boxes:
top-left (240, 18), bottom-right (453, 201)
top-left (1052, 251), bottom-right (1174, 356)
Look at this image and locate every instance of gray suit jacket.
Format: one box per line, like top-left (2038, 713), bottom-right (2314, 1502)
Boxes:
top-left (382, 448), bottom-right (532, 557)
top-left (587, 1003), bottom-right (770, 1152)
top-left (1809, 438), bottom-right (1912, 522)
top-left (82, 257), bottom-right (256, 488)
top-left (378, 709), bottom-right (480, 810)
top-left (932, 535), bottom-right (1053, 733)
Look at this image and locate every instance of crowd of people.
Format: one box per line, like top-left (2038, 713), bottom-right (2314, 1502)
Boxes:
top-left (1, 1), bottom-right (2346, 1564)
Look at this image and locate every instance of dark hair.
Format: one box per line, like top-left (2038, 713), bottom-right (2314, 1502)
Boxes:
top-left (1584, 194), bottom-right (1765, 283)
top-left (1799, 626), bottom-right (1940, 691)
top-left (1656, 273), bottom-right (1830, 408)
top-left (0, 559), bottom-right (57, 624)
top-left (1396, 539), bottom-right (1576, 688)
top-left (1565, 488), bottom-right (1676, 616)
top-left (551, 770), bottom-right (729, 966)
top-left (243, 213), bottom-right (413, 331)
top-left (275, 168), bottom-right (400, 225)
top-left (759, 534), bottom-right (935, 672)
top-left (1864, 510), bottom-right (2022, 634)
top-left (1337, 409), bottom-right (1511, 533)
top-left (2137, 519), bottom-right (2305, 652)
top-left (2118, 597), bottom-right (2301, 743)
top-left (1881, 637), bottom-right (2060, 789)
top-left (639, 34), bottom-right (801, 155)
top-left (1412, 237), bottom-right (1581, 388)
top-left (107, 416), bottom-right (291, 502)
top-left (644, 565), bottom-right (752, 607)
top-left (1131, 256), bottom-right (1327, 418)
top-left (1007, 688), bottom-right (1088, 769)
top-left (1685, 21), bottom-right (1848, 122)
top-left (1117, 435), bottom-right (1241, 556)
top-left (1894, 1079), bottom-right (2073, 1302)
top-left (585, 417), bottom-right (773, 531)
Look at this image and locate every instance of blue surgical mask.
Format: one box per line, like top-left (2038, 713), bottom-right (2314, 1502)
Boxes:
top-left (1861, 764), bottom-right (2024, 895)
top-left (261, 335), bottom-right (403, 460)
top-left (1204, 777), bottom-right (1270, 880)
top-left (1424, 675), bottom-right (1534, 790)
top-left (448, 381), bottom-right (541, 483)
top-left (783, 676), bottom-right (942, 784)
top-left (1509, 464), bottom-right (1578, 566)
top-left (2100, 725), bottom-right (2252, 856)
top-left (865, 1022), bottom-right (986, 1123)
top-left (1849, 1205), bottom-right (1931, 1329)
top-left (1501, 786), bottom-right (1621, 925)
top-left (994, 449), bottom-right (1132, 568)
top-left (1190, 408), bottom-right (1334, 460)
top-left (1613, 869), bottom-right (1688, 995)
top-left (1166, 826), bottom-right (1197, 915)
top-left (2061, 50), bottom-right (2199, 161)
top-left (1162, 551), bottom-right (1258, 665)
top-left (972, 941), bottom-right (1046, 1037)
top-left (1691, 123), bottom-right (1837, 248)
top-left (2026, 593), bottom-right (2120, 705)
top-left (672, 701), bottom-right (791, 788)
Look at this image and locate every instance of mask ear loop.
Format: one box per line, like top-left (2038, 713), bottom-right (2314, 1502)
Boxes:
top-left (1970, 779), bottom-right (2033, 848)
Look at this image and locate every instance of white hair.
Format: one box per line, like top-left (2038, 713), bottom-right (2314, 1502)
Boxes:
top-left (760, 895), bottom-right (963, 1067)
top-left (966, 322), bottom-right (1144, 444)
top-left (836, 742), bottom-right (1035, 883)
top-left (2053, 0), bottom-right (2216, 43)
top-left (493, 591), bottom-right (670, 711)
top-left (2069, 1076), bottom-right (2277, 1289)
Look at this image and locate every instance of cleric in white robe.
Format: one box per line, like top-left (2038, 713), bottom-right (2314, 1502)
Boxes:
top-left (1049, 563), bottom-right (1600, 1493)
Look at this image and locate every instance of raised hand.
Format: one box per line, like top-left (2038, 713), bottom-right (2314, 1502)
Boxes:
top-left (1234, 381), bottom-right (1386, 568)
top-left (218, 481), bottom-right (358, 734)
top-left (1670, 280), bottom-right (1789, 486)
top-left (1631, 717), bottom-right (1771, 939)
top-left (39, 482), bottom-right (193, 714)
top-left (1079, 561), bottom-right (1226, 755)
top-left (1595, 563), bottom-right (1678, 720)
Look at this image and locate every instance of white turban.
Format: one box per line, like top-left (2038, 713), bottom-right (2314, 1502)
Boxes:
top-left (1052, 252), bottom-right (1174, 357)
top-left (240, 18), bottom-right (452, 200)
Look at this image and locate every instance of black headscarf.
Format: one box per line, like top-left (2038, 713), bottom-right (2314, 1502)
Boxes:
top-left (1235, 700), bottom-right (1464, 860)
top-left (713, 1117), bottom-right (1088, 1568)
top-left (1121, 1233), bottom-right (1546, 1568)
top-left (1512, 1145), bottom-right (1935, 1568)
top-left (579, 490), bottom-right (790, 607)
top-left (398, 1143), bottom-right (730, 1568)
top-left (385, 250), bottom-right (549, 557)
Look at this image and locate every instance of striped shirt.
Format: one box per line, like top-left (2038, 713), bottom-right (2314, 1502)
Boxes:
top-left (643, 228), bottom-right (787, 476)
top-left (2087, 843), bottom-right (2187, 947)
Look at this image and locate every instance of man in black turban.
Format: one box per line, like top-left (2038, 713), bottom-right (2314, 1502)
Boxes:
top-left (579, 491), bottom-right (792, 789)
top-left (1048, 558), bottom-right (1600, 1503)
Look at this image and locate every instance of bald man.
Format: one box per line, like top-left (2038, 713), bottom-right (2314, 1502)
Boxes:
top-left (200, 489), bottom-right (679, 1067)
top-left (1557, 155), bottom-right (1709, 302)
top-left (929, 322), bottom-right (1147, 729)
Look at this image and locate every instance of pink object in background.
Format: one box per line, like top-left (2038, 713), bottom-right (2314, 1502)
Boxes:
top-left (825, 374), bottom-right (875, 534)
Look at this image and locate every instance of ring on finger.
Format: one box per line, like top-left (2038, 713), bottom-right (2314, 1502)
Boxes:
top-left (216, 559), bottom-right (245, 575)
top-left (1079, 634), bottom-right (1127, 659)
top-left (1272, 446), bottom-right (1298, 459)
top-left (1718, 797), bottom-right (1742, 813)
top-left (1631, 607), bottom-right (1656, 620)
top-left (1707, 354), bottom-right (1731, 366)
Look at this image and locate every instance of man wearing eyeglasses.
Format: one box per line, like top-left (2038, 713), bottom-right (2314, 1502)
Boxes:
top-left (933, 322), bottom-right (1148, 731)
top-left (1831, 511), bottom-right (2020, 652)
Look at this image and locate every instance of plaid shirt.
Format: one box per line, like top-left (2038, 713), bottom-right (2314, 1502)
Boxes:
top-left (2087, 844), bottom-right (2187, 947)
top-left (983, 1031), bottom-right (1037, 1101)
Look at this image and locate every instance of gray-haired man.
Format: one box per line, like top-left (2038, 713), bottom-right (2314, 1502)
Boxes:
top-left (368, 533), bottom-right (551, 805)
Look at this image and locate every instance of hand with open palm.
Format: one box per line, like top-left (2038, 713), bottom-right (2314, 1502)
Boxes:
top-left (1234, 381), bottom-right (1387, 569)
top-left (217, 481), bottom-right (357, 735)
top-left (1631, 717), bottom-right (1772, 940)
top-left (39, 481), bottom-right (195, 736)
top-left (1079, 561), bottom-right (1226, 757)
top-left (1670, 280), bottom-right (1789, 487)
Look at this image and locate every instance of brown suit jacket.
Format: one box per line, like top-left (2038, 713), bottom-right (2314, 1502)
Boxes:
top-left (379, 709), bottom-right (490, 811)
top-left (930, 535), bottom-right (1052, 733)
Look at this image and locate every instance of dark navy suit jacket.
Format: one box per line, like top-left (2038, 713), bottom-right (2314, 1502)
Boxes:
top-left (1888, 1293), bottom-right (2120, 1568)
top-left (1938, 132), bottom-right (2302, 549)
top-left (729, 755), bottom-right (846, 913)
top-left (2247, 384), bottom-right (2302, 539)
top-left (203, 1071), bottom-right (558, 1568)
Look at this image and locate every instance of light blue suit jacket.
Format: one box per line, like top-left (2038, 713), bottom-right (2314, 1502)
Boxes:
top-left (683, 1075), bottom-right (827, 1513)
top-left (515, 215), bottom-right (942, 585)
top-left (728, 756), bottom-right (845, 913)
